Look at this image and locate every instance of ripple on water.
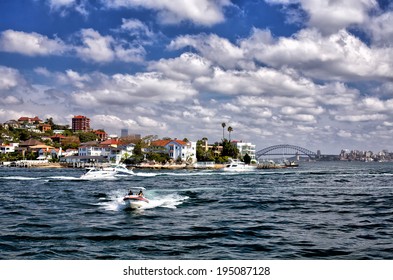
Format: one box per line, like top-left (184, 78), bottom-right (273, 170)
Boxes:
top-left (1, 163), bottom-right (393, 259)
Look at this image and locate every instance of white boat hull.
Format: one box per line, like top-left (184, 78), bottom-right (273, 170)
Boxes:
top-left (123, 195), bottom-right (149, 209)
top-left (105, 164), bottom-right (134, 175)
top-left (222, 160), bottom-right (257, 172)
top-left (80, 169), bottom-right (117, 180)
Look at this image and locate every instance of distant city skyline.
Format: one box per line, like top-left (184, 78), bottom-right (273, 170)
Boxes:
top-left (1, 1), bottom-right (393, 154)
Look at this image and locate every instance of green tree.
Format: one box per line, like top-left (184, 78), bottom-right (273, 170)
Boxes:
top-left (221, 139), bottom-right (238, 158)
top-left (77, 132), bottom-right (98, 143)
top-left (196, 139), bottom-right (214, 162)
top-left (125, 140), bottom-right (144, 164)
top-left (26, 151), bottom-right (37, 160)
top-left (146, 152), bottom-right (170, 163)
top-left (45, 117), bottom-right (54, 126)
top-left (63, 130), bottom-right (73, 137)
top-left (61, 136), bottom-right (80, 150)
top-left (18, 129), bottom-right (32, 141)
top-left (243, 153), bottom-right (251, 164)
top-left (133, 140), bottom-right (143, 157)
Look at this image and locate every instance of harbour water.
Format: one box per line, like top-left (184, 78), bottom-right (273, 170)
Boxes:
top-left (1, 161), bottom-right (393, 260)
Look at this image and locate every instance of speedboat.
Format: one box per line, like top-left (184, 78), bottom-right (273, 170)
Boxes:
top-left (107, 163), bottom-right (134, 175)
top-left (222, 159), bottom-right (257, 172)
top-left (123, 187), bottom-right (149, 209)
top-left (79, 167), bottom-right (117, 180)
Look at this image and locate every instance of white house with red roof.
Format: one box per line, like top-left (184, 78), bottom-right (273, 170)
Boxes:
top-left (150, 139), bottom-right (197, 163)
top-left (17, 116), bottom-right (42, 124)
top-left (0, 143), bottom-right (19, 154)
top-left (77, 138), bottom-right (134, 162)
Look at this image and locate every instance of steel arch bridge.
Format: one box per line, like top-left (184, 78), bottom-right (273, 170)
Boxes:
top-left (256, 144), bottom-right (317, 159)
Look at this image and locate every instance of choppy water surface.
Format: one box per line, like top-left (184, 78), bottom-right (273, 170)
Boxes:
top-left (1, 161), bottom-right (393, 259)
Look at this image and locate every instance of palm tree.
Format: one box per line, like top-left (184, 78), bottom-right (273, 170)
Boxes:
top-left (227, 126), bottom-right (233, 141)
top-left (221, 122), bottom-right (226, 140)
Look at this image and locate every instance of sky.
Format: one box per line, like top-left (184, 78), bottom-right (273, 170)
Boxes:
top-left (1, 0), bottom-right (393, 154)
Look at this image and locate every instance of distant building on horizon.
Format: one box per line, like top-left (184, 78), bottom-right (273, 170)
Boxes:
top-left (72, 115), bottom-right (90, 132)
top-left (121, 128), bottom-right (128, 138)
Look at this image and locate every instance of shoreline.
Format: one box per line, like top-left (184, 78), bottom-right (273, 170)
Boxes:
top-left (1, 161), bottom-right (226, 170)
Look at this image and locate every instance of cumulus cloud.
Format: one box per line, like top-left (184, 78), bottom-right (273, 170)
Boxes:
top-left (0, 28), bottom-right (146, 63)
top-left (104, 0), bottom-right (232, 26)
top-left (0, 30), bottom-right (68, 56)
top-left (74, 28), bottom-right (146, 63)
top-left (71, 71), bottom-right (197, 108)
top-left (116, 18), bottom-right (162, 47)
top-left (119, 18), bottom-right (155, 40)
top-left (91, 114), bottom-right (138, 131)
top-left (335, 114), bottom-right (387, 122)
top-left (0, 95), bottom-right (23, 105)
top-left (148, 53), bottom-right (212, 80)
top-left (3, 1), bottom-right (393, 153)
top-left (169, 34), bottom-right (245, 69)
top-left (0, 66), bottom-right (25, 91)
top-left (74, 29), bottom-right (115, 62)
top-left (47, 0), bottom-right (89, 16)
top-left (137, 116), bottom-right (167, 128)
top-left (48, 0), bottom-right (75, 9)
top-left (365, 11), bottom-right (393, 45)
top-left (266, 0), bottom-right (378, 34)
top-left (168, 28), bottom-right (393, 83)
top-left (34, 67), bottom-right (92, 89)
top-left (194, 67), bottom-right (316, 97)
top-left (337, 129), bottom-right (352, 138)
top-left (240, 28), bottom-right (393, 82)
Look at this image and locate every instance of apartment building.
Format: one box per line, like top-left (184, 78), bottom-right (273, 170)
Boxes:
top-left (72, 115), bottom-right (90, 132)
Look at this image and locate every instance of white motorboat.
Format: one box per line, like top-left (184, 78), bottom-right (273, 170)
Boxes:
top-left (222, 159), bottom-right (257, 172)
top-left (79, 167), bottom-right (117, 180)
top-left (106, 163), bottom-right (134, 175)
top-left (123, 188), bottom-right (149, 209)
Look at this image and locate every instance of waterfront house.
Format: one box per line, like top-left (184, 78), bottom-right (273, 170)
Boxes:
top-left (49, 148), bottom-right (63, 159)
top-left (77, 139), bottom-right (134, 162)
top-left (110, 143), bottom-right (135, 162)
top-left (59, 155), bottom-right (108, 165)
top-left (0, 143), bottom-right (19, 154)
top-left (19, 138), bottom-right (45, 149)
top-left (78, 141), bottom-right (101, 156)
top-left (150, 139), bottom-right (197, 163)
top-left (232, 140), bottom-right (257, 162)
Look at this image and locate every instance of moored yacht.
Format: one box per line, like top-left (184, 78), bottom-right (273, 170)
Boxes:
top-left (222, 159), bottom-right (257, 172)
